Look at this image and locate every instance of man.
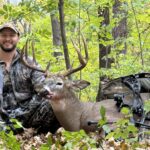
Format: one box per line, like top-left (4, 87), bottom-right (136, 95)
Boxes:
top-left (0, 22), bottom-right (60, 133)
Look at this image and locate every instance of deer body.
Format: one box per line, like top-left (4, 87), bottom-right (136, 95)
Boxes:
top-left (45, 76), bottom-right (124, 132)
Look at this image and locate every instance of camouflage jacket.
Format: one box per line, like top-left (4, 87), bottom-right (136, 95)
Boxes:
top-left (0, 50), bottom-right (46, 103)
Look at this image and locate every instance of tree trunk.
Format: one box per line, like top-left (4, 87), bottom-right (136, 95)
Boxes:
top-left (99, 7), bottom-right (111, 69)
top-left (96, 6), bottom-right (111, 102)
top-left (58, 0), bottom-right (71, 71)
top-left (50, 14), bottom-right (62, 46)
top-left (112, 0), bottom-right (127, 54)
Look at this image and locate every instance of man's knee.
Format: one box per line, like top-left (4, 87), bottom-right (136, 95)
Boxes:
top-left (24, 99), bottom-right (61, 133)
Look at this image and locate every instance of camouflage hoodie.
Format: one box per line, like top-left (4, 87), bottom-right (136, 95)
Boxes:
top-left (0, 50), bottom-right (50, 116)
top-left (0, 50), bottom-right (46, 102)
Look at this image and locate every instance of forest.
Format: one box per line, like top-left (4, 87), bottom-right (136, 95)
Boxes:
top-left (0, 0), bottom-right (150, 149)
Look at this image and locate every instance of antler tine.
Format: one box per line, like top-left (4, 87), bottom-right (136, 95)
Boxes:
top-left (25, 39), bottom-right (28, 59)
top-left (81, 33), bottom-right (88, 60)
top-left (46, 61), bottom-right (50, 71)
top-left (71, 38), bottom-right (87, 66)
top-left (44, 61), bottom-right (51, 76)
top-left (32, 40), bottom-right (37, 65)
top-left (20, 39), bottom-right (48, 74)
top-left (63, 35), bottom-right (88, 77)
top-left (20, 44), bottom-right (25, 59)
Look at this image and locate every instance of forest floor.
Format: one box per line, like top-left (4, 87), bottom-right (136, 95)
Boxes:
top-left (15, 127), bottom-right (150, 150)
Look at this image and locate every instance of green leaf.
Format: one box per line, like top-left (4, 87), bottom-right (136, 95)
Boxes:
top-left (47, 136), bottom-right (53, 147)
top-left (100, 106), bottom-right (106, 120)
top-left (3, 5), bottom-right (8, 11)
top-left (10, 119), bottom-right (23, 128)
top-left (98, 118), bottom-right (107, 126)
top-left (105, 131), bottom-right (114, 139)
top-left (126, 125), bottom-right (138, 133)
top-left (0, 9), bottom-right (5, 15)
top-left (102, 125), bottom-right (111, 134)
top-left (121, 107), bottom-right (130, 115)
top-left (144, 100), bottom-right (150, 114)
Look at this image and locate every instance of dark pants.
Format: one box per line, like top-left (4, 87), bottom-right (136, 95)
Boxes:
top-left (23, 100), bottom-right (60, 133)
top-left (7, 97), bottom-right (61, 134)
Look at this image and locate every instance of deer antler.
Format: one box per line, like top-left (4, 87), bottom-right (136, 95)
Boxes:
top-left (62, 34), bottom-right (88, 77)
top-left (20, 39), bottom-right (50, 75)
top-left (20, 35), bottom-right (88, 77)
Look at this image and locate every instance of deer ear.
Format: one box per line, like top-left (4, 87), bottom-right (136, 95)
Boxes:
top-left (72, 80), bottom-right (90, 90)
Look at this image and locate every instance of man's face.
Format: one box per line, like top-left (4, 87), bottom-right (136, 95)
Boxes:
top-left (0, 28), bottom-right (19, 52)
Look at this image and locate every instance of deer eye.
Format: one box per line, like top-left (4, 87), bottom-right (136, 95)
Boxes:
top-left (56, 82), bottom-right (63, 86)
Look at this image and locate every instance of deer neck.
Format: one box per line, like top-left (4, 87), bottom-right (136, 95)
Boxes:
top-left (50, 92), bottom-right (84, 131)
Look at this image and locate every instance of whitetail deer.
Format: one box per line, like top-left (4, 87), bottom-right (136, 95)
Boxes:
top-left (20, 35), bottom-right (124, 133)
top-left (43, 76), bottom-right (124, 132)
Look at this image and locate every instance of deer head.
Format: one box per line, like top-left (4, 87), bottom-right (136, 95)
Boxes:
top-left (44, 75), bottom-right (90, 101)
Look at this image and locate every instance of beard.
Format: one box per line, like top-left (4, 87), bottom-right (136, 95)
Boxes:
top-left (0, 44), bottom-right (16, 52)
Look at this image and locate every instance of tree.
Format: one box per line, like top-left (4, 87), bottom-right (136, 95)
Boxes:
top-left (50, 14), bottom-right (62, 46)
top-left (96, 6), bottom-right (112, 101)
top-left (58, 0), bottom-right (71, 72)
top-left (112, 0), bottom-right (127, 54)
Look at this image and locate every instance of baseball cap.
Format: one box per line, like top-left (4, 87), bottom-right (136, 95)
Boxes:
top-left (0, 22), bottom-right (20, 35)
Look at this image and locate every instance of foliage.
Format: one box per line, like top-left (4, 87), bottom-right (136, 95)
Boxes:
top-left (0, 131), bottom-right (21, 150)
top-left (106, 118), bottom-right (138, 140)
top-left (1, 104), bottom-right (150, 149)
top-left (0, 119), bottom-right (23, 149)
top-left (97, 106), bottom-right (140, 149)
top-left (62, 130), bottom-right (98, 149)
top-left (144, 100), bottom-right (150, 115)
top-left (0, 0), bottom-right (150, 149)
